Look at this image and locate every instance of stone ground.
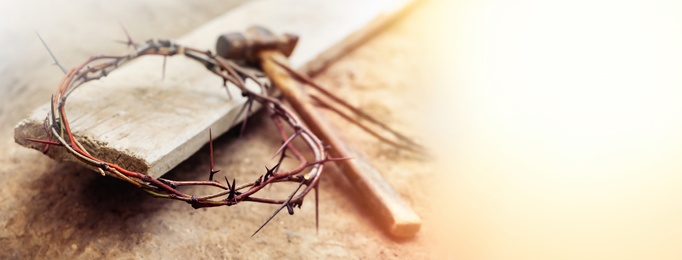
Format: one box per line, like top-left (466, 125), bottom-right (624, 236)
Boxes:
top-left (0, 0), bottom-right (455, 259)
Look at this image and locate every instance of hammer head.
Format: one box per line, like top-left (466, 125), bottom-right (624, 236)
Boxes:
top-left (216, 26), bottom-right (299, 63)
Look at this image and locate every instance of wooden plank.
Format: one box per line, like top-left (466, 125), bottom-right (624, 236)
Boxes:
top-left (14, 0), bottom-right (416, 178)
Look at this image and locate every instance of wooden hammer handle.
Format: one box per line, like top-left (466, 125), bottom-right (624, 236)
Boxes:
top-left (258, 50), bottom-right (421, 238)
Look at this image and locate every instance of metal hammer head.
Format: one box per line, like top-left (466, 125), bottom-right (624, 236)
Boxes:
top-left (216, 25), bottom-right (299, 63)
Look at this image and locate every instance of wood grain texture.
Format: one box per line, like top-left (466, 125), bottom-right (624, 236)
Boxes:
top-left (14, 0), bottom-right (416, 178)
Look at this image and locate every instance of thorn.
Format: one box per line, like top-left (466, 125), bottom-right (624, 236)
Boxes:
top-left (224, 176), bottom-right (230, 188)
top-left (35, 31), bottom-right (66, 74)
top-left (208, 129), bottom-right (220, 181)
top-left (272, 149), bottom-right (287, 173)
top-left (251, 180), bottom-right (306, 237)
top-left (24, 138), bottom-right (61, 146)
top-left (263, 165), bottom-right (277, 182)
top-left (239, 98), bottom-right (254, 137)
top-left (263, 171), bottom-right (270, 183)
top-left (222, 78), bottom-right (234, 100)
top-left (271, 129), bottom-right (301, 160)
top-left (119, 23), bottom-right (137, 49)
top-left (49, 94), bottom-right (57, 130)
top-left (226, 178), bottom-right (237, 200)
top-left (40, 118), bottom-right (54, 153)
top-left (227, 96), bottom-right (251, 136)
top-left (224, 176), bottom-right (235, 202)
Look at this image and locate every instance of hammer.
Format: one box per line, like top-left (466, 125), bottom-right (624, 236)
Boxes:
top-left (217, 26), bottom-right (421, 238)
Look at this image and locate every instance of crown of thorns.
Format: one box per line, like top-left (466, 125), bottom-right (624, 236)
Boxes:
top-left (27, 34), bottom-right (351, 235)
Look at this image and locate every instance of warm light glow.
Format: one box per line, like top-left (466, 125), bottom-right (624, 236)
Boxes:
top-left (424, 0), bottom-right (682, 258)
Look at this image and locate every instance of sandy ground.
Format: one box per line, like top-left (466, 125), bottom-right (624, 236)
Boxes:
top-left (0, 0), bottom-right (450, 259)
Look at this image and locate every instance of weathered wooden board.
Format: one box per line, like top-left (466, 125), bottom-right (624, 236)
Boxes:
top-left (14, 0), bottom-right (416, 178)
